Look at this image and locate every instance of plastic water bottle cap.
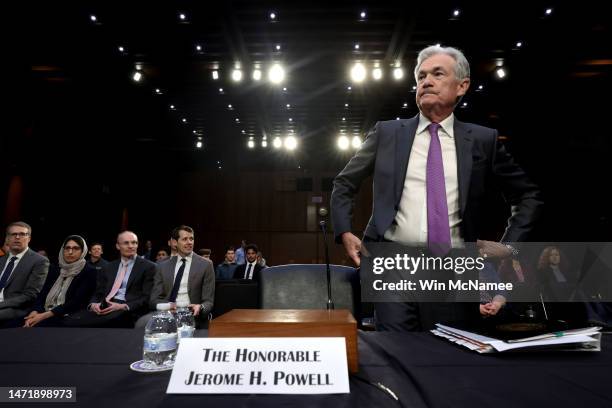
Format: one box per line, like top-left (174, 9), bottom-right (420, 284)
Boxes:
top-left (156, 302), bottom-right (172, 311)
top-left (176, 300), bottom-right (189, 308)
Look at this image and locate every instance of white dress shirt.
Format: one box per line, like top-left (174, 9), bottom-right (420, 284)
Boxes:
top-left (0, 247), bottom-right (29, 301)
top-left (384, 113), bottom-right (464, 247)
top-left (175, 253), bottom-right (193, 304)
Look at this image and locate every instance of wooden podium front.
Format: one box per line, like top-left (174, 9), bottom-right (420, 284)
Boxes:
top-left (209, 309), bottom-right (359, 373)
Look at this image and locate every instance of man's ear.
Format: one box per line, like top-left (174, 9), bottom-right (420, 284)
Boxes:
top-left (457, 78), bottom-right (470, 97)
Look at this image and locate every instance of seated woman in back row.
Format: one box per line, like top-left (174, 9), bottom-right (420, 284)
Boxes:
top-left (23, 235), bottom-right (97, 327)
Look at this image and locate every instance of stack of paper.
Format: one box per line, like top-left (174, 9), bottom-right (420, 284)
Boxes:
top-left (431, 324), bottom-right (602, 353)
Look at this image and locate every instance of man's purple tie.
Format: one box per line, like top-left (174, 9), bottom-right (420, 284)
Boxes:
top-left (426, 123), bottom-right (451, 255)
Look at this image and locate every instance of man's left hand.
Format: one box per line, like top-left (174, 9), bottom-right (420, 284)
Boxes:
top-left (99, 301), bottom-right (128, 315)
top-left (190, 304), bottom-right (202, 317)
top-left (477, 240), bottom-right (512, 259)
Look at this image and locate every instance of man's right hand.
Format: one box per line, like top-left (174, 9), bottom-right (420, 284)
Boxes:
top-left (341, 232), bottom-right (362, 267)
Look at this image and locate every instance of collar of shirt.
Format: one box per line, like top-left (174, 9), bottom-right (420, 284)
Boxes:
top-left (120, 256), bottom-right (136, 266)
top-left (247, 261), bottom-right (257, 268)
top-left (178, 252), bottom-right (193, 262)
top-left (417, 112), bottom-right (455, 139)
top-left (9, 247), bottom-right (29, 261)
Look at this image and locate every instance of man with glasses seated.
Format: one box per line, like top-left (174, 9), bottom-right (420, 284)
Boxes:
top-left (0, 221), bottom-right (49, 325)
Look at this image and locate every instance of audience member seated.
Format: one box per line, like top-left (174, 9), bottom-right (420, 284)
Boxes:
top-left (64, 231), bottom-right (155, 328)
top-left (136, 225), bottom-right (214, 328)
top-left (156, 248), bottom-right (170, 263)
top-left (0, 222), bottom-right (49, 325)
top-left (216, 246), bottom-right (238, 280)
top-left (197, 248), bottom-right (211, 260)
top-left (233, 244), bottom-right (263, 281)
top-left (87, 241), bottom-right (108, 274)
top-left (22, 235), bottom-right (96, 327)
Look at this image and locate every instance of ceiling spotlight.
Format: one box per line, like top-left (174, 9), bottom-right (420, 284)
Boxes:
top-left (345, 103), bottom-right (349, 108)
top-left (435, 43), bottom-right (441, 47)
top-left (252, 69), bottom-right (262, 81)
top-left (478, 85), bottom-right (484, 90)
top-left (270, 12), bottom-right (276, 20)
top-left (372, 67), bottom-right (383, 80)
top-left (118, 46), bottom-right (124, 52)
top-left (155, 88), bottom-right (161, 94)
top-left (393, 67), bottom-right (404, 80)
top-left (337, 136), bottom-right (350, 150)
top-left (212, 70), bottom-right (219, 80)
top-left (227, 104), bottom-right (233, 109)
top-left (462, 102), bottom-right (468, 107)
top-left (89, 15), bottom-right (97, 22)
top-left (350, 62), bottom-right (367, 82)
top-left (351, 136), bottom-right (362, 149)
top-left (181, 118), bottom-right (187, 123)
top-left (196, 141), bottom-right (203, 149)
top-left (354, 43), bottom-right (360, 50)
top-left (275, 44), bottom-right (281, 51)
top-left (196, 44), bottom-right (202, 51)
top-left (403, 102), bottom-right (408, 107)
top-left (495, 67), bottom-right (506, 79)
top-left (288, 118), bottom-right (293, 122)
top-left (516, 41), bottom-right (522, 48)
top-left (231, 69), bottom-right (243, 82)
top-left (193, 130), bottom-right (197, 134)
top-left (412, 85), bottom-right (417, 91)
top-left (218, 87), bottom-right (224, 93)
top-left (273, 137), bottom-right (282, 149)
top-left (235, 118), bottom-right (240, 123)
top-left (286, 104), bottom-right (291, 108)
top-left (453, 9), bottom-right (460, 17)
top-left (247, 140), bottom-right (255, 149)
top-left (268, 64), bottom-right (286, 84)
top-left (169, 104), bottom-right (175, 110)
top-left (342, 117), bottom-right (346, 121)
top-left (360, 11), bottom-right (366, 19)
top-left (347, 86), bottom-right (352, 91)
top-left (179, 13), bottom-right (186, 21)
top-left (241, 130), bottom-right (246, 134)
top-left (132, 71), bottom-right (142, 82)
top-left (284, 136), bottom-right (297, 150)
top-left (283, 87), bottom-right (287, 91)
top-left (545, 8), bottom-right (553, 15)
top-left (262, 140), bottom-right (268, 147)
top-left (396, 117), bottom-right (400, 120)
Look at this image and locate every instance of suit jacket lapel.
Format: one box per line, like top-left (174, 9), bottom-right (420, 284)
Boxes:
top-left (187, 256), bottom-right (201, 302)
top-left (125, 257), bottom-right (141, 291)
top-left (395, 115), bottom-right (419, 204)
top-left (5, 249), bottom-right (32, 286)
top-left (165, 257), bottom-right (178, 293)
top-left (454, 119), bottom-right (474, 215)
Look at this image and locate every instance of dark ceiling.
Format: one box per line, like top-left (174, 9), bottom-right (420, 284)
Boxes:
top-left (9, 0), bottom-right (612, 173)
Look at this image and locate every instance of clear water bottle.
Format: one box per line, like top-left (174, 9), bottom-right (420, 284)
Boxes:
top-left (143, 303), bottom-right (178, 367)
top-left (175, 300), bottom-right (196, 342)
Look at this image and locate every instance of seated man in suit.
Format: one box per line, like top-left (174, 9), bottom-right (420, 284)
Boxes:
top-left (0, 221), bottom-right (49, 324)
top-left (233, 244), bottom-right (263, 281)
top-left (136, 225), bottom-right (215, 328)
top-left (65, 231), bottom-right (156, 327)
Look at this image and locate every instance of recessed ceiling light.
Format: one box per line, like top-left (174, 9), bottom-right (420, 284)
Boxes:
top-left (545, 8), bottom-right (553, 15)
top-left (275, 44), bottom-right (281, 51)
top-left (495, 67), bottom-right (506, 79)
top-left (360, 11), bottom-right (366, 19)
top-left (268, 64), bottom-right (285, 84)
top-left (118, 46), bottom-right (124, 52)
top-left (270, 12), bottom-right (276, 20)
top-left (354, 43), bottom-right (360, 50)
top-left (516, 41), bottom-right (523, 48)
top-left (179, 13), bottom-right (186, 21)
top-left (478, 85), bottom-right (484, 90)
top-left (337, 136), bottom-right (349, 150)
top-left (372, 67), bottom-right (383, 80)
top-left (342, 117), bottom-right (346, 121)
top-left (284, 136), bottom-right (297, 150)
top-left (283, 87), bottom-right (287, 91)
top-left (181, 118), bottom-right (187, 123)
top-left (132, 71), bottom-right (142, 82)
top-left (393, 67), bottom-right (404, 80)
top-left (252, 69), bottom-right (262, 81)
top-left (235, 118), bottom-right (240, 122)
top-left (403, 102), bottom-right (408, 107)
top-left (212, 70), bottom-right (219, 80)
top-left (231, 69), bottom-right (243, 82)
top-left (345, 103), bottom-right (349, 108)
top-left (351, 136), bottom-right (362, 149)
top-left (453, 9), bottom-right (460, 17)
top-left (219, 88), bottom-right (224, 93)
top-left (350, 62), bottom-right (366, 82)
top-left (169, 104), bottom-right (175, 110)
top-left (288, 118), bottom-right (293, 122)
top-left (228, 104), bottom-right (233, 109)
top-left (196, 141), bottom-right (203, 148)
top-left (347, 86), bottom-right (352, 91)
top-left (89, 15), bottom-right (97, 22)
top-left (196, 44), bottom-right (202, 51)
top-left (286, 104), bottom-right (291, 108)
top-left (155, 88), bottom-right (161, 94)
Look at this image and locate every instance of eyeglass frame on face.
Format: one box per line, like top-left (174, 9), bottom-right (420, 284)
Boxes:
top-left (63, 245), bottom-right (82, 252)
top-left (8, 232), bottom-right (30, 239)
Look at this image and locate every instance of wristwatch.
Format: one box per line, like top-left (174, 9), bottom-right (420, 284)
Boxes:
top-left (504, 244), bottom-right (519, 258)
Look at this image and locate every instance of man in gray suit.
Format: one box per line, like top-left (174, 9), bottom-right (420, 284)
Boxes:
top-left (331, 45), bottom-right (543, 331)
top-left (136, 225), bottom-right (215, 328)
top-left (0, 221), bottom-right (49, 324)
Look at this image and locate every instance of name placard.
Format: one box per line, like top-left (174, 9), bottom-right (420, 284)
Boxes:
top-left (167, 337), bottom-right (350, 394)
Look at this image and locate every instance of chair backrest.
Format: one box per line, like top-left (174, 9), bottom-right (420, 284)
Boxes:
top-left (211, 279), bottom-right (259, 318)
top-left (259, 264), bottom-right (360, 316)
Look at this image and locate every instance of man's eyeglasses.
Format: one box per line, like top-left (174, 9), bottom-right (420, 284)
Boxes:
top-left (8, 232), bottom-right (29, 238)
top-left (63, 246), bottom-right (82, 252)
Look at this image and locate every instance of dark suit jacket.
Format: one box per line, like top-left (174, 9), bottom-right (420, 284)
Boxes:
top-left (331, 115), bottom-right (543, 243)
top-left (90, 257), bottom-right (156, 315)
top-left (33, 264), bottom-right (97, 317)
top-left (233, 263), bottom-right (263, 281)
top-left (0, 249), bottom-right (49, 310)
top-left (150, 254), bottom-right (215, 315)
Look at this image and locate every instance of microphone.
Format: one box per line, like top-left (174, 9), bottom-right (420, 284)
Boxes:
top-left (319, 207), bottom-right (334, 310)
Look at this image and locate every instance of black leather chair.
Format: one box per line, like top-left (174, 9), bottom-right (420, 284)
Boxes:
top-left (259, 264), bottom-right (360, 317)
top-left (211, 279), bottom-right (259, 318)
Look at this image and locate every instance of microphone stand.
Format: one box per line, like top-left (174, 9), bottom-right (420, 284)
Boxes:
top-left (320, 220), bottom-right (334, 310)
